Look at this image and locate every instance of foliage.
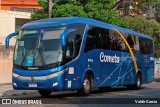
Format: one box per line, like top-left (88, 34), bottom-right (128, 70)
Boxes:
top-left (125, 15), bottom-right (160, 57)
top-left (31, 10), bottom-right (48, 20)
top-left (31, 0), bottom-right (49, 19)
top-left (31, 0), bottom-right (128, 27)
top-left (31, 0), bottom-right (160, 57)
top-left (51, 4), bottom-right (86, 17)
top-left (155, 6), bottom-right (160, 22)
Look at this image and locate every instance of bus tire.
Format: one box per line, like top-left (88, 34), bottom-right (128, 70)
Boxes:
top-left (127, 73), bottom-right (142, 90)
top-left (38, 90), bottom-right (52, 97)
top-left (133, 73), bottom-right (142, 90)
top-left (77, 75), bottom-right (91, 96)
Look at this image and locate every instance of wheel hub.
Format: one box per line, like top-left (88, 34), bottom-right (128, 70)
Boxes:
top-left (84, 79), bottom-right (90, 92)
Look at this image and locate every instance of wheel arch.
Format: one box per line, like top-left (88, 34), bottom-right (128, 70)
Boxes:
top-left (81, 68), bottom-right (95, 88)
top-left (137, 70), bottom-right (142, 76)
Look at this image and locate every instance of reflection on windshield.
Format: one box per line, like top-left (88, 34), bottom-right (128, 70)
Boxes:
top-left (14, 30), bottom-right (39, 66)
top-left (14, 28), bottom-right (65, 68)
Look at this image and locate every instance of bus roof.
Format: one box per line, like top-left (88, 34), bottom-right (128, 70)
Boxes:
top-left (22, 17), bottom-right (152, 40)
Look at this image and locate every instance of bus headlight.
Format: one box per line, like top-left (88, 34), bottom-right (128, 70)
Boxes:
top-left (47, 70), bottom-right (65, 79)
top-left (13, 73), bottom-right (20, 78)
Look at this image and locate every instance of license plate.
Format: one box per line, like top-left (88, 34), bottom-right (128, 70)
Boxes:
top-left (29, 83), bottom-right (37, 88)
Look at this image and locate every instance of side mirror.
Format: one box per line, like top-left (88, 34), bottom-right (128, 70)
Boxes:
top-left (61, 29), bottom-right (76, 46)
top-left (5, 32), bottom-right (19, 48)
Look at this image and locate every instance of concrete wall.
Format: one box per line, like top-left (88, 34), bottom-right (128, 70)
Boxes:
top-left (0, 10), bottom-right (31, 37)
top-left (15, 18), bottom-right (30, 31)
top-left (0, 10), bottom-right (31, 83)
top-left (0, 44), bottom-right (14, 83)
top-left (0, 17), bottom-right (15, 37)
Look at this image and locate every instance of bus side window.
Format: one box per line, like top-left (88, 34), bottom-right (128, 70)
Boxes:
top-left (121, 33), bottom-right (128, 52)
top-left (149, 40), bottom-right (153, 54)
top-left (66, 24), bottom-right (84, 58)
top-left (127, 35), bottom-right (134, 49)
top-left (84, 26), bottom-right (100, 53)
top-left (66, 39), bottom-right (74, 57)
top-left (75, 34), bottom-right (82, 56)
top-left (139, 37), bottom-right (145, 54)
top-left (84, 35), bottom-right (94, 53)
top-left (66, 31), bottom-right (78, 59)
top-left (110, 30), bottom-right (126, 51)
top-left (66, 34), bottom-right (82, 57)
top-left (101, 28), bottom-right (111, 50)
top-left (122, 34), bottom-right (140, 53)
top-left (139, 38), bottom-right (153, 55)
top-left (133, 36), bottom-right (140, 53)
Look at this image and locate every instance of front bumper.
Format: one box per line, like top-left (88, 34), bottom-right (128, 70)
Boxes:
top-left (12, 75), bottom-right (64, 90)
top-left (12, 67), bottom-right (66, 90)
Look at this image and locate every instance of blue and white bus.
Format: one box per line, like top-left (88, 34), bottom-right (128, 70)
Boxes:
top-left (6, 17), bottom-right (154, 96)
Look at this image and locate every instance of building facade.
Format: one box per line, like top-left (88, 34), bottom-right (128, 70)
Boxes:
top-left (0, 0), bottom-right (42, 13)
top-left (0, 0), bottom-right (42, 83)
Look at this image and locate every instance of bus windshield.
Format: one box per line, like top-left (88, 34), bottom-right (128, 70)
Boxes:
top-left (14, 28), bottom-right (65, 68)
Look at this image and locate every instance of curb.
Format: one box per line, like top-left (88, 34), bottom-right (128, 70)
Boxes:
top-left (154, 78), bottom-right (160, 82)
top-left (0, 84), bottom-right (38, 97)
top-left (0, 83), bottom-right (12, 85)
top-left (1, 90), bottom-right (38, 97)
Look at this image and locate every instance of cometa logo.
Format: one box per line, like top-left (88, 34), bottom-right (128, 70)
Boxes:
top-left (100, 52), bottom-right (120, 63)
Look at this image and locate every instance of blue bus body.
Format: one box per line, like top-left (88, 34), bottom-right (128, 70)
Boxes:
top-left (6, 17), bottom-right (154, 94)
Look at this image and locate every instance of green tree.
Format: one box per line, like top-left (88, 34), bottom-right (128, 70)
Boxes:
top-left (32, 0), bottom-right (127, 27)
top-left (125, 15), bottom-right (160, 57)
top-left (51, 4), bottom-right (86, 17)
top-left (155, 4), bottom-right (160, 22)
top-left (32, 0), bottom-right (160, 57)
top-left (31, 0), bottom-right (49, 19)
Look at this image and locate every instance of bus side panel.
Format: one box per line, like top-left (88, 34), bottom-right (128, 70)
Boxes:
top-left (76, 50), bottom-right (137, 88)
top-left (146, 53), bottom-right (154, 83)
top-left (63, 52), bottom-right (102, 90)
top-left (136, 54), bottom-right (147, 83)
top-left (63, 51), bottom-right (154, 91)
top-left (119, 52), bottom-right (137, 86)
top-left (99, 51), bottom-right (137, 87)
top-left (136, 53), bottom-right (154, 84)
top-left (63, 57), bottom-right (85, 90)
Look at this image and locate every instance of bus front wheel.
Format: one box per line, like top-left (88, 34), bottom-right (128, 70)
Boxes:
top-left (38, 90), bottom-right (52, 97)
top-left (77, 75), bottom-right (91, 96)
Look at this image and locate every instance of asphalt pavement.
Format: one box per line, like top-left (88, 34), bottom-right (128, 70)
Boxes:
top-left (0, 82), bottom-right (160, 107)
